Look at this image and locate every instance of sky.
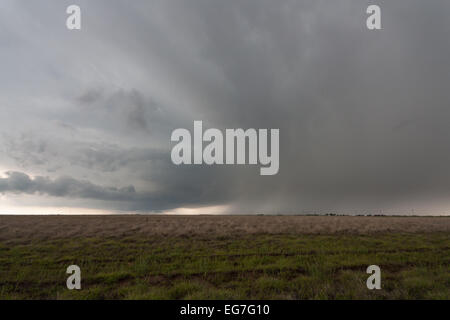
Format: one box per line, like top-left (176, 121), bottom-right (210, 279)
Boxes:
top-left (1, 0), bottom-right (450, 215)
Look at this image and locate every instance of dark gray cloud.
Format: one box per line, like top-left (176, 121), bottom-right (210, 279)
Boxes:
top-left (0, 171), bottom-right (137, 201)
top-left (1, 0), bottom-right (450, 214)
top-left (0, 170), bottom-right (231, 211)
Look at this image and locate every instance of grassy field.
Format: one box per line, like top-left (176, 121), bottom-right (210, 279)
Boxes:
top-left (0, 216), bottom-right (449, 299)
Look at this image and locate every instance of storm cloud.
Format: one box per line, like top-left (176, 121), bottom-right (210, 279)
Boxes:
top-left (1, 0), bottom-right (450, 214)
top-left (0, 171), bottom-right (138, 201)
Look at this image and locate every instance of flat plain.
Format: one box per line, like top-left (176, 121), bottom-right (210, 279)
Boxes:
top-left (0, 215), bottom-right (448, 299)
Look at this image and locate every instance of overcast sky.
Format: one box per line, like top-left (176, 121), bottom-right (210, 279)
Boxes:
top-left (1, 0), bottom-right (450, 215)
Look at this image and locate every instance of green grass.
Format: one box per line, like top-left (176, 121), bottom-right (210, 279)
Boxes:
top-left (0, 233), bottom-right (448, 299)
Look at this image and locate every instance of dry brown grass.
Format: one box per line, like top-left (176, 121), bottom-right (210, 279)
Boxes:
top-left (0, 215), bottom-right (448, 241)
